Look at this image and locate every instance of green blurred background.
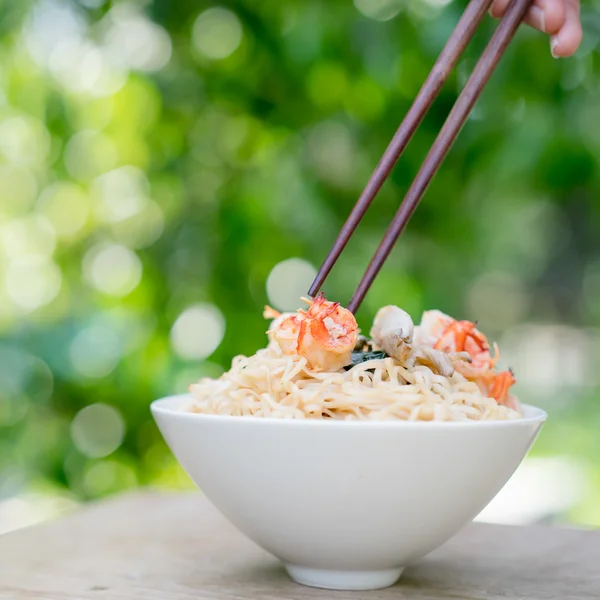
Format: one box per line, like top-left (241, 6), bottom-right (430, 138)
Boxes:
top-left (1, 0), bottom-right (599, 533)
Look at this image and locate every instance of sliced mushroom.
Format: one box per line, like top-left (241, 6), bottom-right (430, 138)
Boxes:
top-left (414, 347), bottom-right (455, 377)
top-left (414, 348), bottom-right (473, 377)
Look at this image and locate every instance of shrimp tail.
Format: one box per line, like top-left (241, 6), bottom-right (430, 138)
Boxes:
top-left (263, 305), bottom-right (282, 320)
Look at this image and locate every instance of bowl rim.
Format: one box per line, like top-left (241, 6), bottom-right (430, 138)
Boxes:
top-left (151, 394), bottom-right (547, 429)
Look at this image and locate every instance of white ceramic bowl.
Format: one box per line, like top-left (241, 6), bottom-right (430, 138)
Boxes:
top-left (152, 394), bottom-right (546, 591)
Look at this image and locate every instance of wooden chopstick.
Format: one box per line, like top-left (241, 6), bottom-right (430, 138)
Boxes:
top-left (347, 0), bottom-right (534, 313)
top-left (308, 0), bottom-right (494, 299)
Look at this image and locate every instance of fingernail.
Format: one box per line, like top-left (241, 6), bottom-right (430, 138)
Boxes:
top-left (550, 35), bottom-right (560, 58)
top-left (530, 6), bottom-right (546, 32)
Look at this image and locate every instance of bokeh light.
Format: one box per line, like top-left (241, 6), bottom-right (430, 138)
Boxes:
top-left (69, 325), bottom-right (122, 378)
top-left (306, 63), bottom-right (349, 110)
top-left (83, 460), bottom-right (137, 497)
top-left (48, 40), bottom-right (106, 94)
top-left (422, 0), bottom-right (453, 6)
top-left (101, 5), bottom-right (172, 73)
top-left (0, 116), bottom-right (50, 166)
top-left (1, 215), bottom-right (56, 260)
top-left (24, 0), bottom-right (126, 96)
top-left (37, 182), bottom-right (90, 240)
top-left (64, 131), bottom-right (117, 181)
top-left (5, 257), bottom-right (62, 312)
top-left (192, 7), bottom-right (243, 60)
top-left (306, 121), bottom-right (359, 188)
top-left (0, 346), bottom-right (53, 427)
top-left (24, 0), bottom-right (86, 69)
top-left (170, 304), bottom-right (225, 360)
top-left (111, 200), bottom-right (164, 249)
top-left (89, 166), bottom-right (164, 248)
top-left (70, 403), bottom-right (125, 458)
top-left (266, 258), bottom-right (317, 312)
top-left (92, 166), bottom-right (150, 223)
top-left (354, 0), bottom-right (405, 21)
top-left (0, 165), bottom-right (38, 214)
top-left (82, 243), bottom-right (142, 297)
top-left (78, 0), bottom-right (107, 8)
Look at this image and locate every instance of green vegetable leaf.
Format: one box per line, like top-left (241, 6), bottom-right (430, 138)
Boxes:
top-left (345, 350), bottom-right (388, 370)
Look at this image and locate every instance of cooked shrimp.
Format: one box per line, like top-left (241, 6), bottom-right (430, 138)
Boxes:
top-left (489, 370), bottom-right (517, 408)
top-left (370, 305), bottom-right (414, 363)
top-left (435, 320), bottom-right (498, 374)
top-left (266, 294), bottom-right (358, 371)
top-left (417, 310), bottom-right (498, 373)
top-left (416, 310), bottom-right (517, 408)
top-left (263, 307), bottom-right (299, 352)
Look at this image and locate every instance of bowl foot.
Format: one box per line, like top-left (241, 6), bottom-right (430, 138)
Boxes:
top-left (285, 565), bottom-right (404, 591)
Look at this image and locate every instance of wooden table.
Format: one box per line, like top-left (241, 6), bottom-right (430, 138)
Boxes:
top-left (1, 492), bottom-right (599, 599)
